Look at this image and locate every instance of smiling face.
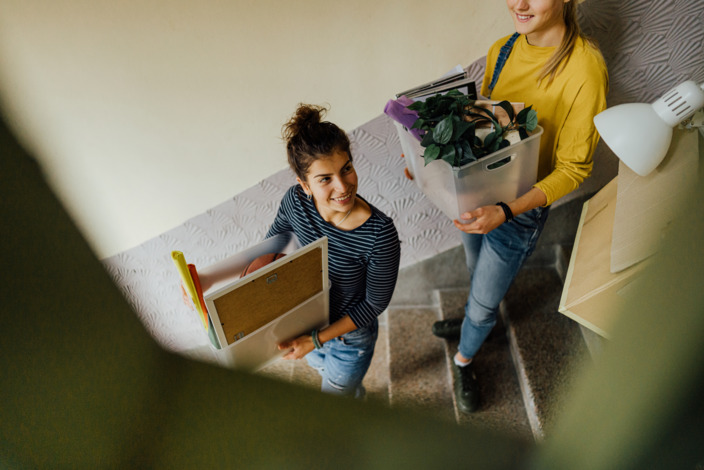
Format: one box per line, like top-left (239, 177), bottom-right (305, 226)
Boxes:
top-left (297, 150), bottom-right (358, 223)
top-left (506, 0), bottom-right (569, 47)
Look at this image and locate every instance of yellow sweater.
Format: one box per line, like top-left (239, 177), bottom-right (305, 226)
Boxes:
top-left (480, 34), bottom-right (608, 206)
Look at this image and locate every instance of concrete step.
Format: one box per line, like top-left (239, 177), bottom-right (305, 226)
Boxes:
top-left (385, 288), bottom-right (533, 442)
top-left (386, 305), bottom-right (455, 422)
top-left (500, 266), bottom-right (591, 440)
top-left (434, 288), bottom-right (533, 440)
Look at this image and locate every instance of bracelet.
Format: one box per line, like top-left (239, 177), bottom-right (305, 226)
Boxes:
top-left (311, 329), bottom-right (322, 350)
top-left (495, 202), bottom-right (514, 223)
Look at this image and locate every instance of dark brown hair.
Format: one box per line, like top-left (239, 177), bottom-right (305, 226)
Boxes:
top-left (282, 104), bottom-right (351, 181)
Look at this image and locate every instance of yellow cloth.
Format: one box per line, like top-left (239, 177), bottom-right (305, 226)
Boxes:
top-left (480, 34), bottom-right (608, 206)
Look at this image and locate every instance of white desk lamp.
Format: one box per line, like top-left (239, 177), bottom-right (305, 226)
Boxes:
top-left (594, 80), bottom-right (704, 176)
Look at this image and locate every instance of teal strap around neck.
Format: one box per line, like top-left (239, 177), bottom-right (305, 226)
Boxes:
top-left (487, 32), bottom-right (520, 99)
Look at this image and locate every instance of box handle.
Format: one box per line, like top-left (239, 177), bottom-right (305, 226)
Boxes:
top-left (484, 154), bottom-right (515, 171)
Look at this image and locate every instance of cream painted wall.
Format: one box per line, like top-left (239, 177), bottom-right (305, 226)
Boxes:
top-left (0, 0), bottom-right (513, 258)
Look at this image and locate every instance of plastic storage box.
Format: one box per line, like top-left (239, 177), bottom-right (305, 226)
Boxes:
top-left (395, 121), bottom-right (543, 221)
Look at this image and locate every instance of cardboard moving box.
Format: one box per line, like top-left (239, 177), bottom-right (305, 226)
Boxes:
top-left (559, 178), bottom-right (650, 338)
top-left (611, 127), bottom-right (700, 272)
top-left (560, 128), bottom-right (701, 338)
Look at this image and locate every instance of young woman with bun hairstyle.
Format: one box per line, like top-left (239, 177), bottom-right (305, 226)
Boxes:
top-left (429, 0), bottom-right (608, 412)
top-left (269, 104), bottom-right (400, 398)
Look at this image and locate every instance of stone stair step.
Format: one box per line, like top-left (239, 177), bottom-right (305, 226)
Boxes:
top-left (501, 266), bottom-right (590, 439)
top-left (435, 289), bottom-right (533, 440)
top-left (387, 306), bottom-right (455, 422)
top-left (390, 245), bottom-right (470, 307)
top-left (364, 316), bottom-right (391, 405)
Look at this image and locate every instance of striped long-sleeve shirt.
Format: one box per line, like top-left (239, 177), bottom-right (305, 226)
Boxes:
top-left (266, 185), bottom-right (401, 328)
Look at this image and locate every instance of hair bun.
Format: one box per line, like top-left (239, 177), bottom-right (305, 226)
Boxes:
top-left (283, 104), bottom-right (327, 142)
top-left (282, 103), bottom-right (351, 180)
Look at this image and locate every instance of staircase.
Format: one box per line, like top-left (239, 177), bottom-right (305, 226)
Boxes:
top-left (260, 195), bottom-right (601, 442)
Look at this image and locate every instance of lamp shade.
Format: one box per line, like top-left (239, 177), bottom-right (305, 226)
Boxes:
top-left (594, 80), bottom-right (704, 176)
top-left (594, 103), bottom-right (673, 176)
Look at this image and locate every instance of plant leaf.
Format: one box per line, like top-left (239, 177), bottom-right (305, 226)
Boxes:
top-left (423, 144), bottom-right (440, 165)
top-left (410, 118), bottom-right (425, 130)
top-left (492, 133), bottom-right (504, 152)
top-left (466, 113), bottom-right (493, 125)
top-left (471, 105), bottom-right (498, 122)
top-left (483, 131), bottom-right (498, 149)
top-left (439, 144), bottom-right (456, 166)
top-left (433, 114), bottom-right (454, 145)
top-left (474, 141), bottom-right (488, 158)
top-left (407, 101), bottom-right (424, 111)
top-left (452, 119), bottom-right (473, 141)
top-left (460, 120), bottom-right (476, 139)
top-left (454, 143), bottom-right (462, 166)
top-left (496, 100), bottom-right (515, 122)
top-left (525, 108), bottom-right (538, 132)
top-left (516, 105), bottom-right (538, 132)
top-left (460, 140), bottom-right (476, 163)
top-left (420, 130), bottom-right (435, 147)
top-left (484, 130), bottom-right (504, 154)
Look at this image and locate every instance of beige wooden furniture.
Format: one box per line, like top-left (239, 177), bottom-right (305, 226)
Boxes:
top-left (559, 178), bottom-right (648, 338)
top-left (559, 128), bottom-right (701, 338)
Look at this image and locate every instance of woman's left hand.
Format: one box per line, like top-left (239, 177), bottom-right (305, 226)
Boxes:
top-left (453, 204), bottom-right (506, 235)
top-left (278, 334), bottom-right (315, 360)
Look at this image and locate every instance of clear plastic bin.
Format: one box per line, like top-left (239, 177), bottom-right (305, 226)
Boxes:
top-left (395, 122), bottom-right (542, 221)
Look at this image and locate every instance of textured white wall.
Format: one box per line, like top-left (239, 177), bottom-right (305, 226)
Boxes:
top-left (0, 0), bottom-right (512, 258)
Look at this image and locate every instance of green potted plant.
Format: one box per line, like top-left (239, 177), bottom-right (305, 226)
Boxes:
top-left (407, 89), bottom-right (538, 167)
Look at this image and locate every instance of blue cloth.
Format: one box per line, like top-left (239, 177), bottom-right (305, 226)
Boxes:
top-left (458, 206), bottom-right (549, 359)
top-left (486, 32), bottom-right (520, 99)
top-left (306, 319), bottom-right (378, 398)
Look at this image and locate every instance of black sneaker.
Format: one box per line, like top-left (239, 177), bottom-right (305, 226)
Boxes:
top-left (451, 361), bottom-right (480, 413)
top-left (431, 318), bottom-right (463, 339)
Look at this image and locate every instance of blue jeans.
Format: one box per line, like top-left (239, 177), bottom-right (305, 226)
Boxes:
top-left (306, 319), bottom-right (378, 398)
top-left (458, 206), bottom-right (549, 359)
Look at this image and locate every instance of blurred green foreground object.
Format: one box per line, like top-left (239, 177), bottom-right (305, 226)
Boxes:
top-left (1, 114), bottom-right (703, 469)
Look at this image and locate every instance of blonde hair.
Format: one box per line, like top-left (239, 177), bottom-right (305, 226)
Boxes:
top-left (539, 0), bottom-right (600, 86)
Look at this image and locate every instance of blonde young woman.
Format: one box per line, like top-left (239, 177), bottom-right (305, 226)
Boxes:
top-left (430, 0), bottom-right (608, 412)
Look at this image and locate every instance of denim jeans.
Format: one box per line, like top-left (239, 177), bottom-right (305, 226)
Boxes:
top-left (306, 319), bottom-right (378, 398)
top-left (458, 206), bottom-right (549, 359)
